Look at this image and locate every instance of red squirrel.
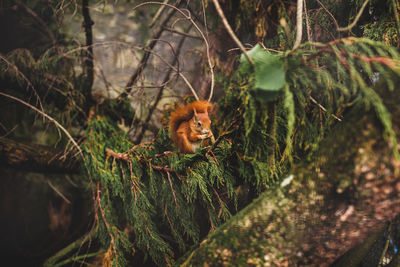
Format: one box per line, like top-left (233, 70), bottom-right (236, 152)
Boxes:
top-left (169, 100), bottom-right (213, 153)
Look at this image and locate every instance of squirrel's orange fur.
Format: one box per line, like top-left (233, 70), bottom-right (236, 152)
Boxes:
top-left (169, 100), bottom-right (213, 153)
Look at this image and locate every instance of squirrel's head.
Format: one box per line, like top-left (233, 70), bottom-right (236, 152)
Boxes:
top-left (190, 107), bottom-right (211, 134)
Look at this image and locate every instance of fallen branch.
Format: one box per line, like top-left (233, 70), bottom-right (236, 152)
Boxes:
top-left (0, 92), bottom-right (84, 160)
top-left (0, 136), bottom-right (80, 173)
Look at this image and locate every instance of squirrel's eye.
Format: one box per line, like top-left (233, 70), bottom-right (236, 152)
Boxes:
top-left (197, 121), bottom-right (202, 127)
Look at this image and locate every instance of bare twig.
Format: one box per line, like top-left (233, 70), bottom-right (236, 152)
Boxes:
top-left (0, 92), bottom-right (84, 160)
top-left (122, 0), bottom-right (182, 98)
top-left (82, 0), bottom-right (95, 105)
top-left (208, 114), bottom-right (239, 153)
top-left (337, 0), bottom-right (370, 32)
top-left (309, 95), bottom-right (342, 121)
top-left (131, 1), bottom-right (215, 101)
top-left (392, 0), bottom-right (400, 39)
top-left (162, 26), bottom-right (202, 39)
top-left (303, 0), bottom-right (312, 43)
top-left (0, 54), bottom-right (44, 112)
top-left (315, 0), bottom-right (339, 30)
top-left (149, 0), bottom-right (170, 28)
top-left (292, 0), bottom-right (304, 50)
top-left (142, 45), bottom-right (199, 100)
top-left (166, 171), bottom-right (178, 207)
top-left (211, 0), bottom-right (254, 65)
top-left (14, 0), bottom-right (56, 45)
top-left (133, 25), bottom-right (192, 144)
top-left (201, 0), bottom-right (214, 102)
top-left (47, 179), bottom-right (71, 204)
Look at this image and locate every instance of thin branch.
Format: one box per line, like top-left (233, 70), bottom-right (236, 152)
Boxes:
top-left (47, 179), bottom-right (71, 204)
top-left (303, 0), bottom-right (312, 43)
top-left (208, 114), bottom-right (239, 153)
top-left (315, 0), bottom-right (340, 30)
top-left (151, 164), bottom-right (176, 173)
top-left (392, 0), bottom-right (400, 40)
top-left (162, 26), bottom-right (202, 40)
top-left (133, 25), bottom-right (192, 144)
top-left (121, 0), bottom-right (182, 98)
top-left (149, 0), bottom-right (170, 28)
top-left (142, 44), bottom-right (199, 100)
top-left (292, 0), bottom-right (304, 50)
top-left (211, 0), bottom-right (254, 65)
top-left (82, 0), bottom-right (95, 105)
top-left (132, 1), bottom-right (215, 101)
top-left (166, 171), bottom-right (178, 207)
top-left (0, 54), bottom-right (44, 112)
top-left (309, 95), bottom-right (342, 122)
top-left (14, 0), bottom-right (57, 45)
top-left (0, 92), bottom-right (84, 160)
top-left (43, 230), bottom-right (98, 267)
top-left (201, 0), bottom-right (214, 102)
top-left (337, 0), bottom-right (370, 32)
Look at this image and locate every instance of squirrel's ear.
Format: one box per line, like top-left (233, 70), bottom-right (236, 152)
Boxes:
top-left (193, 107), bottom-right (198, 116)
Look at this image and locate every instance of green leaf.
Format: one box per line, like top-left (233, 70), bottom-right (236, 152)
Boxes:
top-left (239, 44), bottom-right (286, 102)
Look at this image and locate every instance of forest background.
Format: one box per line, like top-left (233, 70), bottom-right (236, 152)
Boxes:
top-left (1, 0), bottom-right (400, 266)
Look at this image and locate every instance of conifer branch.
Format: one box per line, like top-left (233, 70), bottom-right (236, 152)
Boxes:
top-left (96, 181), bottom-right (118, 259)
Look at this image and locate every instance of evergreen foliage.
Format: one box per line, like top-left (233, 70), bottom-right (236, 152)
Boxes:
top-left (2, 1), bottom-right (400, 266)
top-left (82, 37), bottom-right (400, 265)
